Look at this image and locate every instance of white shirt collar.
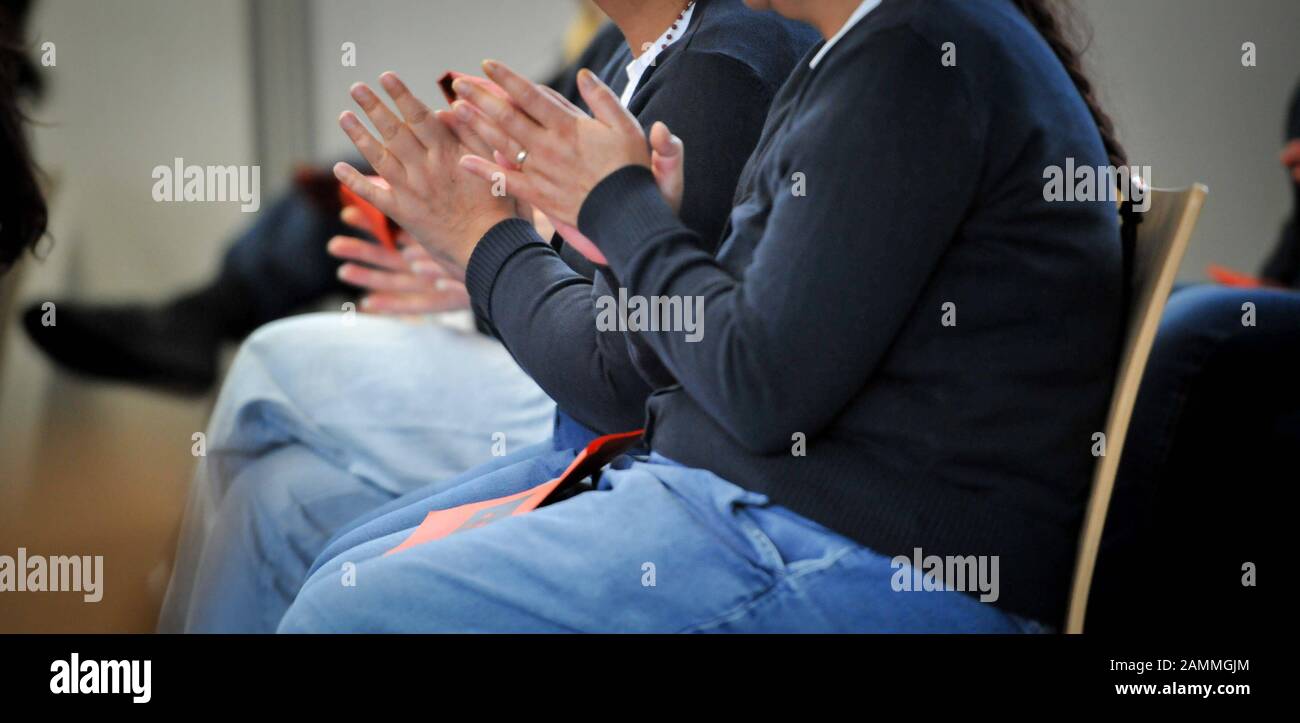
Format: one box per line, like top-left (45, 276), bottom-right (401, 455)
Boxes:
top-left (621, 1), bottom-right (696, 107)
top-left (809, 0), bottom-right (882, 69)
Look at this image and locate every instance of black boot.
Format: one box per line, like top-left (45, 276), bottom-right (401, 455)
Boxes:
top-left (22, 275), bottom-right (258, 395)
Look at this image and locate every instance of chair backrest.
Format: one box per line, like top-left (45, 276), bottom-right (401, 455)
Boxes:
top-left (1065, 183), bottom-right (1208, 634)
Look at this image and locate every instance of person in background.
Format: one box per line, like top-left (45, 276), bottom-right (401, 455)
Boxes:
top-left (20, 1), bottom-right (617, 394)
top-left (1090, 77), bottom-right (1300, 632)
top-left (0, 0), bottom-right (46, 274)
top-left (280, 0), bottom-right (1125, 633)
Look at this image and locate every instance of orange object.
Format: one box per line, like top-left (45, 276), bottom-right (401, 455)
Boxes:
top-left (1207, 264), bottom-right (1268, 288)
top-left (386, 430), bottom-right (643, 555)
top-left (339, 181), bottom-right (398, 251)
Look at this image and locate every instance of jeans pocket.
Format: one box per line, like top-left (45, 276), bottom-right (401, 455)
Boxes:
top-left (738, 502), bottom-right (867, 577)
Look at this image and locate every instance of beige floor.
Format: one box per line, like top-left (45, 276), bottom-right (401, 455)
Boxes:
top-left (0, 264), bottom-right (211, 633)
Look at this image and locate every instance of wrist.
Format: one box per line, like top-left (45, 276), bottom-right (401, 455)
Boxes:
top-left (452, 209), bottom-right (516, 269)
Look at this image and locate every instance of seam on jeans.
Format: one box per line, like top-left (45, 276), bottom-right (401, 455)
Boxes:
top-left (650, 474), bottom-right (778, 580)
top-left (735, 507), bottom-right (786, 571)
top-left (244, 497), bottom-right (292, 632)
top-left (674, 545), bottom-right (858, 633)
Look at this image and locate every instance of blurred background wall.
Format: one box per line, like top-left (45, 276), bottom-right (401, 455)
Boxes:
top-left (1, 0), bottom-right (1298, 632)
top-left (308, 0), bottom-right (572, 161)
top-left (1079, 0), bottom-right (1300, 283)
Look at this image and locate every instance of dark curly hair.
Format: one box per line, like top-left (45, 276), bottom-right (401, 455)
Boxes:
top-left (1011, 0), bottom-right (1126, 172)
top-left (0, 0), bottom-right (47, 270)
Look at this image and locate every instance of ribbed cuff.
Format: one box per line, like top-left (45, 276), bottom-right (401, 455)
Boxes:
top-left (465, 218), bottom-right (549, 328)
top-left (578, 165), bottom-right (686, 273)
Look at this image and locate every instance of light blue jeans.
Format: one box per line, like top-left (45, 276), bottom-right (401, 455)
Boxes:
top-left (158, 311), bottom-right (555, 632)
top-left (282, 452), bottom-right (1042, 634)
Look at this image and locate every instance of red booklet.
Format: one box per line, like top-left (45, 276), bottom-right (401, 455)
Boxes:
top-left (386, 430), bottom-right (644, 555)
top-left (338, 181), bottom-right (398, 251)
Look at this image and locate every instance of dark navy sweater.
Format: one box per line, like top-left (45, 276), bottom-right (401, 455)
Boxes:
top-left (466, 0), bottom-right (818, 434)
top-left (573, 0), bottom-right (1124, 623)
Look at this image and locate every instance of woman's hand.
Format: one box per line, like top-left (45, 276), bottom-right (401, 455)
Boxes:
top-left (451, 61), bottom-right (652, 246)
top-left (328, 205), bottom-right (470, 315)
top-left (333, 72), bottom-right (518, 270)
top-left (649, 120), bottom-right (686, 215)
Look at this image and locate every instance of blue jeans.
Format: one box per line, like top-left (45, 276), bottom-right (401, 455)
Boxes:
top-left (158, 312), bottom-right (556, 632)
top-left (283, 453), bottom-right (1039, 633)
top-left (304, 410), bottom-right (598, 575)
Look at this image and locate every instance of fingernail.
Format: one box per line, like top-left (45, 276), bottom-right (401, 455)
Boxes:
top-left (452, 79), bottom-right (473, 97)
top-left (578, 69), bottom-right (595, 89)
top-left (339, 114), bottom-right (360, 131)
top-left (453, 101), bottom-right (474, 121)
top-left (483, 59), bottom-right (500, 74)
top-left (350, 84), bottom-right (373, 103)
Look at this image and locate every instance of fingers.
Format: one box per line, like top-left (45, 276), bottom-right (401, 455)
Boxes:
top-left (435, 108), bottom-right (495, 160)
top-left (452, 100), bottom-right (526, 164)
top-left (340, 205), bottom-right (376, 236)
top-left (650, 121), bottom-right (684, 213)
top-left (333, 162), bottom-right (395, 211)
top-left (339, 113), bottom-right (404, 181)
top-left (531, 207), bottom-right (555, 240)
top-left (577, 68), bottom-right (640, 134)
top-left (402, 245), bottom-right (455, 278)
top-left (551, 219), bottom-right (608, 266)
top-left (493, 150), bottom-right (521, 172)
top-left (481, 59), bottom-right (570, 128)
top-left (453, 76), bottom-right (547, 153)
top-left (337, 263), bottom-right (442, 294)
top-left (350, 83), bottom-right (426, 164)
top-left (377, 72), bottom-right (450, 148)
top-left (459, 153), bottom-right (540, 208)
top-left (650, 121), bottom-right (683, 166)
top-left (405, 245), bottom-right (466, 282)
top-left (361, 287), bottom-right (470, 315)
top-left (327, 235), bottom-right (409, 272)
top-left (538, 85), bottom-right (587, 119)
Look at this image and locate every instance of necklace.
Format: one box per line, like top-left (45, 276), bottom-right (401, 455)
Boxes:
top-left (660, 1), bottom-right (696, 51)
